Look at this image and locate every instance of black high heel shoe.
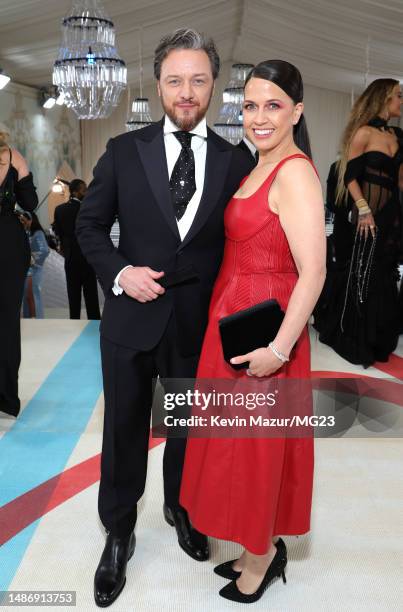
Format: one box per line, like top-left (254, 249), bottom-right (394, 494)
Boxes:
top-left (213, 559), bottom-right (242, 581)
top-left (214, 538), bottom-right (287, 581)
top-left (218, 543), bottom-right (287, 604)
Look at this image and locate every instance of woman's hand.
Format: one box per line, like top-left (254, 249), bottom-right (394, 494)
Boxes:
top-left (357, 211), bottom-right (376, 238)
top-left (230, 347), bottom-right (285, 377)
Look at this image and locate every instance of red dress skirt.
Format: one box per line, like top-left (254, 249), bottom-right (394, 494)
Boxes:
top-left (179, 154), bottom-right (315, 555)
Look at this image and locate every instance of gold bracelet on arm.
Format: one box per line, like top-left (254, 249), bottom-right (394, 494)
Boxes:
top-left (355, 198), bottom-right (368, 209)
top-left (354, 198), bottom-right (371, 217)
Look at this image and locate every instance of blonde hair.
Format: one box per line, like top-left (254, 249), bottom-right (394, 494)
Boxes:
top-left (335, 78), bottom-right (399, 205)
top-left (0, 129), bottom-right (10, 165)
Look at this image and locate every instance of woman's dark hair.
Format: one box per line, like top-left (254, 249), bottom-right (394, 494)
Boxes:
top-left (244, 59), bottom-right (312, 158)
top-left (30, 211), bottom-right (45, 235)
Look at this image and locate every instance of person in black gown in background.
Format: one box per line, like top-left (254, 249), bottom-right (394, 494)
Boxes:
top-left (315, 79), bottom-right (402, 367)
top-left (0, 123), bottom-right (38, 416)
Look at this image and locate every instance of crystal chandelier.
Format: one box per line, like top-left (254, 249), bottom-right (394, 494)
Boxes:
top-left (53, 0), bottom-right (127, 120)
top-left (214, 63), bottom-right (254, 145)
top-left (126, 28), bottom-right (153, 131)
top-left (126, 97), bottom-right (153, 131)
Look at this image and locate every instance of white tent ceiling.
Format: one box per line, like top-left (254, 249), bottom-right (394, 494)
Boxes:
top-left (0, 0), bottom-right (403, 94)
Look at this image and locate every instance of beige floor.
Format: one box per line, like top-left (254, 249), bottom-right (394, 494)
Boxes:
top-left (1, 321), bottom-right (402, 611)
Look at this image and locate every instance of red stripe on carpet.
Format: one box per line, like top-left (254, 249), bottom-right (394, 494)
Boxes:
top-left (0, 435), bottom-right (165, 547)
top-left (372, 354), bottom-right (403, 378)
top-left (312, 371), bottom-right (403, 407)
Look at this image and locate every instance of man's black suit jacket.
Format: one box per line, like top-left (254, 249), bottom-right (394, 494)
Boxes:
top-left (54, 199), bottom-right (88, 266)
top-left (76, 119), bottom-right (254, 356)
top-left (236, 139), bottom-right (258, 167)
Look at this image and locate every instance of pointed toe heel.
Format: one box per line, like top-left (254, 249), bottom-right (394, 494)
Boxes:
top-left (219, 545), bottom-right (287, 604)
top-left (214, 559), bottom-right (242, 580)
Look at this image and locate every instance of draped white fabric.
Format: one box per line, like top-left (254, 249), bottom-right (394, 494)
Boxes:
top-left (2, 0), bottom-right (403, 94)
top-left (2, 0), bottom-right (402, 194)
top-left (303, 85), bottom-right (352, 189)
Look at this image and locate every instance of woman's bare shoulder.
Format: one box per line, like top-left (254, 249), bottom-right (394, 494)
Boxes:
top-left (10, 148), bottom-right (25, 164)
top-left (276, 155), bottom-right (319, 187)
top-left (269, 154), bottom-right (322, 215)
top-left (351, 126), bottom-right (372, 146)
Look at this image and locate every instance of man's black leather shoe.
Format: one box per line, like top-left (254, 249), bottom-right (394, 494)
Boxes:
top-left (94, 531), bottom-right (135, 607)
top-left (163, 504), bottom-right (209, 561)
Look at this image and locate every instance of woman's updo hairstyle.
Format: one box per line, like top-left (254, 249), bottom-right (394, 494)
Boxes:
top-left (244, 59), bottom-right (312, 158)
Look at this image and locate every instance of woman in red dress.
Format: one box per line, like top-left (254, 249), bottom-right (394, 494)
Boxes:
top-left (180, 60), bottom-right (326, 603)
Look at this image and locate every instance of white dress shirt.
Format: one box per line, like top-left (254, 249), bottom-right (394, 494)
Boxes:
top-left (113, 115), bottom-right (208, 295)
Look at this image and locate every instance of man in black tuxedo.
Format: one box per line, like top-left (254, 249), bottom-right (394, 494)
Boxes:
top-left (53, 179), bottom-right (100, 320)
top-left (76, 28), bottom-right (253, 607)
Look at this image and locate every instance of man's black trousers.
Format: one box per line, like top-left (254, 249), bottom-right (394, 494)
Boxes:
top-left (98, 314), bottom-right (199, 535)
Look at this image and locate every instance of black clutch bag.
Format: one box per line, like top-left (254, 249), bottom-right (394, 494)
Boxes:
top-left (219, 299), bottom-right (285, 370)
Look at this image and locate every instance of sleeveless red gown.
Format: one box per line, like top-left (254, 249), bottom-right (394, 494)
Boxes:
top-left (179, 154), bottom-right (315, 555)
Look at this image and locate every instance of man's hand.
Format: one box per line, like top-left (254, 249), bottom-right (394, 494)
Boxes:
top-left (119, 266), bottom-right (165, 302)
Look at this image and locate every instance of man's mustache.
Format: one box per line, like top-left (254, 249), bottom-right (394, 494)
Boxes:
top-left (174, 100), bottom-right (199, 106)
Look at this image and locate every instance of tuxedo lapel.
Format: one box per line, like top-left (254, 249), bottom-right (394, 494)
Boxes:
top-left (135, 120), bottom-right (180, 240)
top-left (180, 129), bottom-right (232, 249)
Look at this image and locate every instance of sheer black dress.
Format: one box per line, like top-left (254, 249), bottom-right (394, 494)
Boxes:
top-left (0, 149), bottom-right (38, 416)
top-left (315, 126), bottom-right (402, 367)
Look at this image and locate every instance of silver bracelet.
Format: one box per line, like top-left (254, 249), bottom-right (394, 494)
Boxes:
top-left (268, 342), bottom-right (289, 363)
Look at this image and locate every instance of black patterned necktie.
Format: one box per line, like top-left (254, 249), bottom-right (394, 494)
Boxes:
top-left (170, 131), bottom-right (196, 221)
